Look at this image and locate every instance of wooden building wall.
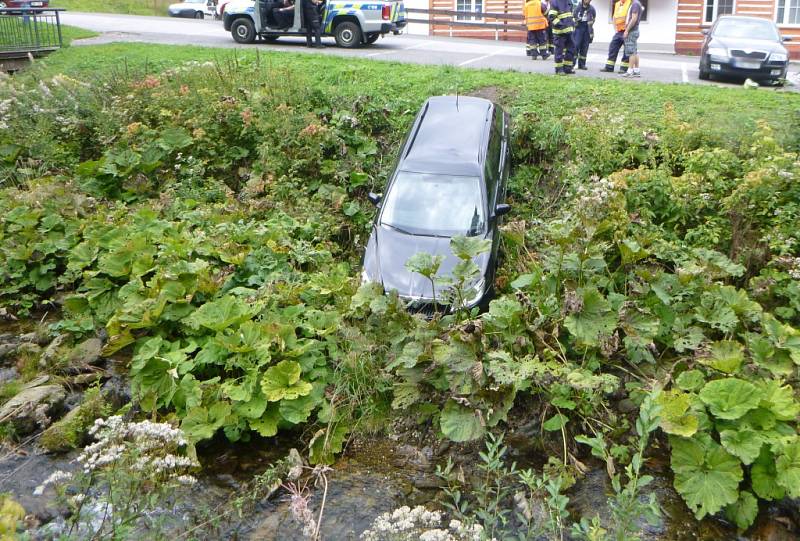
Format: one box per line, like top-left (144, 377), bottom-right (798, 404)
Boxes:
top-left (676, 0), bottom-right (800, 59)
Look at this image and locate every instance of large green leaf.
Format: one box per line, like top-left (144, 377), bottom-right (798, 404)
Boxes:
top-left (719, 428), bottom-right (762, 465)
top-left (564, 288), bottom-right (617, 348)
top-left (670, 434), bottom-right (743, 519)
top-left (181, 402), bottom-right (232, 442)
top-left (698, 378), bottom-right (760, 420)
top-left (700, 340), bottom-right (744, 374)
top-left (675, 370), bottom-right (705, 392)
top-left (261, 360), bottom-right (313, 402)
top-left (724, 491), bottom-right (758, 531)
top-left (757, 380), bottom-right (800, 421)
top-left (184, 296), bottom-right (258, 332)
top-left (657, 390), bottom-right (699, 438)
top-left (249, 404), bottom-right (281, 437)
top-left (751, 448), bottom-right (786, 501)
top-left (440, 399), bottom-right (484, 442)
top-left (775, 439), bottom-right (800, 498)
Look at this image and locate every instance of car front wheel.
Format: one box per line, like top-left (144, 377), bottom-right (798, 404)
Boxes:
top-left (231, 18), bottom-right (256, 43)
top-left (195, 10), bottom-right (204, 19)
top-left (698, 58), bottom-right (710, 80)
top-left (334, 21), bottom-right (362, 48)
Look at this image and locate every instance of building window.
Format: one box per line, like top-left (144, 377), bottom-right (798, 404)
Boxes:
top-left (607, 0), bottom-right (649, 23)
top-left (455, 0), bottom-right (482, 20)
top-left (704, 0), bottom-right (734, 23)
top-left (777, 0), bottom-right (800, 25)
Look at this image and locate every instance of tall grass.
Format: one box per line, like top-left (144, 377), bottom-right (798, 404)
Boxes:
top-left (52, 0), bottom-right (174, 16)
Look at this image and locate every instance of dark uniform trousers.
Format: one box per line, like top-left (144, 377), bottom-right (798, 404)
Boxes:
top-left (605, 30), bottom-right (629, 72)
top-left (572, 23), bottom-right (591, 69)
top-left (553, 31), bottom-right (575, 74)
top-left (302, 0), bottom-right (322, 46)
top-left (526, 29), bottom-right (549, 58)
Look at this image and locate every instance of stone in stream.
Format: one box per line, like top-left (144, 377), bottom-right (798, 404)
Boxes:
top-left (65, 338), bottom-right (104, 367)
top-left (0, 383), bottom-right (66, 435)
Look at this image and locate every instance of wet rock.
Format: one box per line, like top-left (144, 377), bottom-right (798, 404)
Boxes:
top-left (0, 383), bottom-right (66, 435)
top-left (0, 342), bottom-right (17, 361)
top-left (19, 331), bottom-right (50, 346)
top-left (66, 338), bottom-right (103, 367)
top-left (0, 444), bottom-right (74, 524)
top-left (101, 375), bottom-right (131, 409)
top-left (393, 444), bottom-right (433, 472)
top-left (750, 518), bottom-right (797, 541)
top-left (39, 334), bottom-right (69, 369)
top-left (39, 387), bottom-right (111, 453)
top-left (0, 367), bottom-right (18, 384)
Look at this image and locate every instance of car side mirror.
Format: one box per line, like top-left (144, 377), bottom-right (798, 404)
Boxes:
top-left (701, 29), bottom-right (709, 35)
top-left (783, 36), bottom-right (792, 42)
top-left (368, 192), bottom-right (382, 206)
top-left (495, 203), bottom-right (511, 217)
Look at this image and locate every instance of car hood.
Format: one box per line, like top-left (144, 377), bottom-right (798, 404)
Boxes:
top-left (365, 225), bottom-right (490, 300)
top-left (711, 36), bottom-right (787, 55)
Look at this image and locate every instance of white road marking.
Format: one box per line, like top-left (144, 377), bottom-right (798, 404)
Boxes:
top-left (366, 41), bottom-right (426, 57)
top-left (681, 63), bottom-right (689, 83)
top-left (459, 51), bottom-right (500, 67)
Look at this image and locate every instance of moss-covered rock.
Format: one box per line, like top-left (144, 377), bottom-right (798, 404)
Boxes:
top-left (39, 387), bottom-right (111, 453)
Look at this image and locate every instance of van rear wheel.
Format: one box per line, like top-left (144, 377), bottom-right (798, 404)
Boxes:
top-left (231, 18), bottom-right (256, 43)
top-left (334, 21), bottom-right (362, 48)
top-left (194, 11), bottom-right (204, 19)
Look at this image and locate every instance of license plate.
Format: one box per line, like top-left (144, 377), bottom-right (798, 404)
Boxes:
top-left (738, 61), bottom-right (761, 70)
top-left (30, 2), bottom-right (43, 5)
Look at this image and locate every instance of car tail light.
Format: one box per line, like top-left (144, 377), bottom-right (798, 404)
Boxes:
top-left (382, 4), bottom-right (391, 20)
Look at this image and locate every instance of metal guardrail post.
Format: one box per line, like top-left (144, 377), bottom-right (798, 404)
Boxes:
top-left (55, 8), bottom-right (62, 48)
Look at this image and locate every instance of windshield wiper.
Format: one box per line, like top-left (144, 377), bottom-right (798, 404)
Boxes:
top-left (382, 223), bottom-right (416, 235)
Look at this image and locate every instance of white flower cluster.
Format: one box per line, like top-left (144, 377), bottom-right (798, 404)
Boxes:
top-left (574, 177), bottom-right (616, 210)
top-left (33, 416), bottom-right (198, 497)
top-left (361, 506), bottom-right (491, 541)
top-left (33, 470), bottom-right (72, 496)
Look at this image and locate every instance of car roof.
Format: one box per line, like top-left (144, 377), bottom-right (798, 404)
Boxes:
top-left (400, 96), bottom-right (493, 177)
top-left (716, 15), bottom-right (777, 25)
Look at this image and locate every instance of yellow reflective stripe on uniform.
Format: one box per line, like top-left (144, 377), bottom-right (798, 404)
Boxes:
top-left (552, 27), bottom-right (572, 34)
top-left (555, 12), bottom-right (571, 20)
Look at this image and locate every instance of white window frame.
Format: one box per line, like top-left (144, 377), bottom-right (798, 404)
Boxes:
top-left (703, 0), bottom-right (736, 25)
top-left (454, 0), bottom-right (483, 21)
top-left (775, 0), bottom-right (800, 27)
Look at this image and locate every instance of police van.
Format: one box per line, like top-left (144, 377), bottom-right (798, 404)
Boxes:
top-left (223, 0), bottom-right (406, 48)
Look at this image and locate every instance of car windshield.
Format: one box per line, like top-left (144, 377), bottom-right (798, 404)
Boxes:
top-left (380, 172), bottom-right (485, 237)
top-left (714, 18), bottom-right (779, 40)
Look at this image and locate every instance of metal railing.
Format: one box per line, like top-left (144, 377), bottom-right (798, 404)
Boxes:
top-left (0, 8), bottom-right (64, 57)
top-left (405, 7), bottom-right (526, 40)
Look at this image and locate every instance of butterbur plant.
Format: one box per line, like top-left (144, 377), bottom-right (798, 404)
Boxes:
top-left (34, 415), bottom-right (199, 539)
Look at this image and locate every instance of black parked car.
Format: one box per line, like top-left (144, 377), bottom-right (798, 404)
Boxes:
top-left (361, 96), bottom-right (511, 314)
top-left (699, 15), bottom-right (791, 84)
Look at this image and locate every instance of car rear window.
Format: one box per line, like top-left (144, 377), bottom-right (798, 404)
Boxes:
top-left (714, 18), bottom-right (779, 41)
top-left (380, 172), bottom-right (485, 237)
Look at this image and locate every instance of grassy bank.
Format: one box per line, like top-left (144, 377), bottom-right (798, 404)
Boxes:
top-left (52, 0), bottom-right (173, 16)
top-left (3, 42), bottom-right (800, 538)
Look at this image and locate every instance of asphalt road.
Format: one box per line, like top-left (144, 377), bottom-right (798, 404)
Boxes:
top-left (62, 12), bottom-right (800, 89)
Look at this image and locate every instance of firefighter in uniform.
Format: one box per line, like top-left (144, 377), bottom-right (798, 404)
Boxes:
top-left (547, 0), bottom-right (576, 75)
top-left (602, 0), bottom-right (631, 73)
top-left (302, 0), bottom-right (324, 48)
top-left (572, 0), bottom-right (595, 70)
top-left (524, 0), bottom-right (550, 60)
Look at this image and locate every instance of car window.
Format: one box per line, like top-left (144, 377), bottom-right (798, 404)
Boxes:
top-left (714, 18), bottom-right (779, 40)
top-left (380, 172), bottom-right (485, 237)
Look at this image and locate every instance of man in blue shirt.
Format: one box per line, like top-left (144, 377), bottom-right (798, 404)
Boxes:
top-left (572, 0), bottom-right (595, 70)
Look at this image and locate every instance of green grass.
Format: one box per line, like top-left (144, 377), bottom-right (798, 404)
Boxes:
top-left (30, 42), bottom-right (800, 149)
top-left (60, 24), bottom-right (99, 45)
top-left (53, 0), bottom-right (173, 16)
